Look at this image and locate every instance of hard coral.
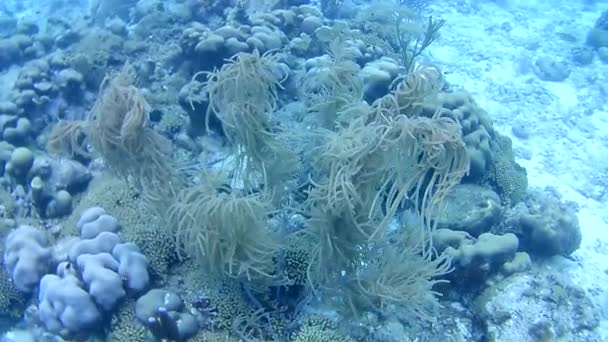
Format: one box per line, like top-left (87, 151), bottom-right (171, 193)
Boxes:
top-left (421, 90), bottom-right (494, 180)
top-left (107, 299), bottom-right (147, 341)
top-left (66, 175), bottom-right (175, 275)
top-left (0, 270), bottom-right (25, 320)
top-left (291, 317), bottom-right (354, 342)
top-left (485, 135), bottom-right (528, 206)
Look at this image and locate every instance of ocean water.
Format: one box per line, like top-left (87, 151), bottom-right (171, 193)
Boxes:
top-left (0, 0), bottom-right (607, 341)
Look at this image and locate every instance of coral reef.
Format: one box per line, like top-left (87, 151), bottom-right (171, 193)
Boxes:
top-left (3, 225), bottom-right (50, 292)
top-left (0, 0), bottom-right (601, 341)
top-left (135, 288), bottom-right (199, 341)
top-left (169, 178), bottom-right (279, 283)
top-left (48, 67), bottom-right (180, 212)
top-left (200, 50), bottom-right (297, 193)
top-left (38, 272), bottom-right (102, 335)
top-left (500, 187), bottom-right (582, 257)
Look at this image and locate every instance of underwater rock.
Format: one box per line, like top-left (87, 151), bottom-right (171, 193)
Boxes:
top-left (586, 10), bottom-right (608, 49)
top-left (501, 251), bottom-right (532, 276)
top-left (0, 38), bottom-right (20, 69)
top-left (586, 28), bottom-right (608, 49)
top-left (0, 141), bottom-right (15, 174)
top-left (44, 190), bottom-right (72, 218)
top-left (571, 47), bottom-right (595, 65)
top-left (42, 157), bottom-right (92, 193)
top-left (0, 102), bottom-right (18, 115)
top-left (0, 16), bottom-right (17, 37)
top-left (473, 270), bottom-right (600, 341)
top-left (90, 0), bottom-right (137, 24)
top-left (452, 232), bottom-right (519, 269)
top-left (597, 46), bottom-right (608, 63)
top-left (55, 68), bottom-right (85, 102)
top-left (435, 184), bottom-right (503, 237)
top-left (533, 57), bottom-right (571, 82)
top-left (301, 15), bottom-right (323, 34)
top-left (501, 187), bottom-right (582, 256)
top-left (3, 117), bottom-right (32, 146)
top-left (26, 157), bottom-right (91, 218)
top-left (16, 20), bottom-right (38, 35)
top-left (105, 17), bottom-right (128, 36)
top-left (55, 30), bottom-right (81, 49)
top-left (510, 119), bottom-right (531, 140)
top-left (289, 34), bottom-right (312, 56)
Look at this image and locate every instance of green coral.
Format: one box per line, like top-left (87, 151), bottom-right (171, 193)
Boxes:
top-left (485, 135), bottom-right (528, 206)
top-left (0, 203), bottom-right (24, 319)
top-left (211, 283), bottom-right (255, 330)
top-left (156, 105), bottom-right (186, 135)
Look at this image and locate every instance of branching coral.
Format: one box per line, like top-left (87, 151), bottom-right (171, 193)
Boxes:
top-left (47, 120), bottom-right (89, 159)
top-left (300, 40), bottom-right (367, 129)
top-left (47, 67), bottom-right (180, 213)
top-left (396, 15), bottom-right (445, 72)
top-left (168, 177), bottom-right (280, 283)
top-left (371, 64), bottom-right (444, 119)
top-left (197, 50), bottom-right (297, 194)
top-left (374, 112), bottom-right (470, 236)
top-left (352, 3), bottom-right (445, 71)
top-left (345, 229), bottom-right (451, 319)
top-left (303, 68), bottom-right (469, 318)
